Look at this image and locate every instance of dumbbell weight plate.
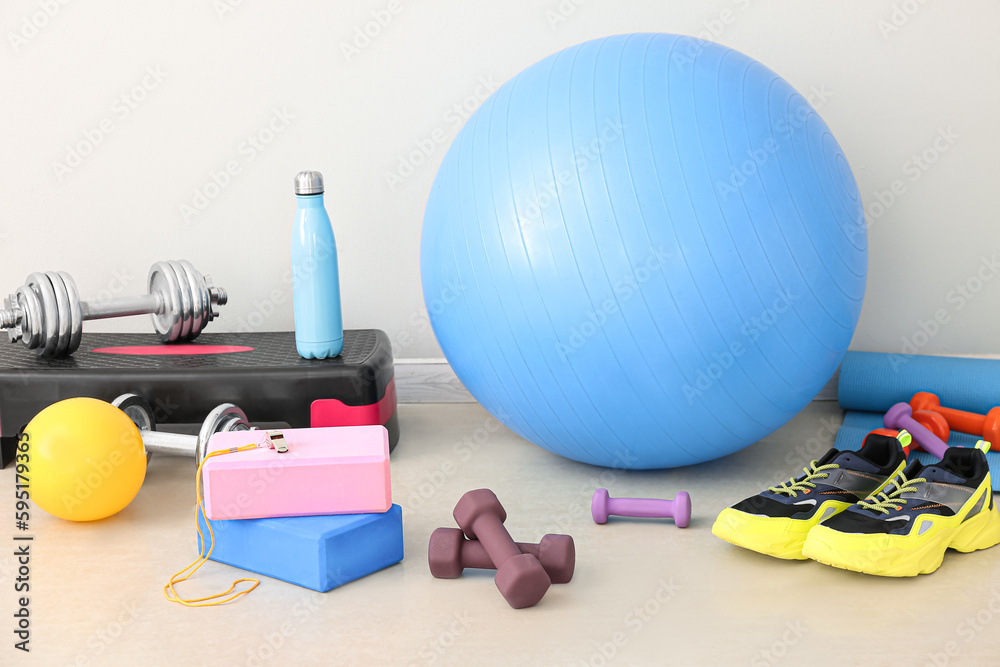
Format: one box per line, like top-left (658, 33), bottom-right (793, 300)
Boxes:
top-left (167, 261), bottom-right (194, 340)
top-left (55, 271), bottom-right (83, 355)
top-left (149, 260), bottom-right (212, 343)
top-left (26, 272), bottom-right (60, 357)
top-left (148, 262), bottom-right (183, 342)
top-left (44, 271), bottom-right (76, 357)
top-left (195, 404), bottom-right (252, 464)
top-left (175, 260), bottom-right (207, 341)
top-left (12, 284), bottom-right (43, 349)
top-left (111, 393), bottom-right (156, 463)
top-left (42, 272), bottom-right (70, 356)
top-left (177, 260), bottom-right (213, 341)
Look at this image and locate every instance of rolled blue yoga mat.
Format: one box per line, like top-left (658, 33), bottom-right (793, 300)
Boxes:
top-left (835, 351), bottom-right (1000, 491)
top-left (839, 351), bottom-right (1000, 413)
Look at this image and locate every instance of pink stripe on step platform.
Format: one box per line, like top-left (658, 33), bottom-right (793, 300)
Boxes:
top-left (311, 376), bottom-right (397, 427)
top-left (92, 345), bottom-right (254, 356)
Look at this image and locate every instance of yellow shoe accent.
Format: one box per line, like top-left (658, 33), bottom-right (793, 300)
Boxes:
top-left (712, 459), bottom-right (906, 561)
top-left (802, 484), bottom-right (1000, 577)
top-left (712, 501), bottom-right (853, 560)
top-left (949, 498), bottom-right (1000, 552)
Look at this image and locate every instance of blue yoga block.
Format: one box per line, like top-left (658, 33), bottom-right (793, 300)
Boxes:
top-left (199, 504), bottom-right (404, 592)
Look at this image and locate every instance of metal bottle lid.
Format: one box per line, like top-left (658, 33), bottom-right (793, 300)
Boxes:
top-left (294, 171), bottom-right (324, 195)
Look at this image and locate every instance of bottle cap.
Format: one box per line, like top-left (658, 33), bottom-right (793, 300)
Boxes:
top-left (294, 171), bottom-right (324, 195)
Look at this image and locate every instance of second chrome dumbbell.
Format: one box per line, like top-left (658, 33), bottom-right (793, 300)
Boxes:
top-left (112, 393), bottom-right (253, 464)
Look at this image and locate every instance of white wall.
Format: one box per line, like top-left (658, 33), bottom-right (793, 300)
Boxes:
top-left (3, 0), bottom-right (997, 360)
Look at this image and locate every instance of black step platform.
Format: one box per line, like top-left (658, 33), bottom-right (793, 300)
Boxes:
top-left (0, 330), bottom-right (398, 468)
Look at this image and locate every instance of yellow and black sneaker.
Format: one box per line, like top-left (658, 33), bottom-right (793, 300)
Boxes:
top-left (712, 430), bottom-right (907, 560)
top-left (803, 440), bottom-right (1000, 576)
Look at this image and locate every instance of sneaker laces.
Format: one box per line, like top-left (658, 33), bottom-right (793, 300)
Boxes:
top-left (856, 472), bottom-right (927, 514)
top-left (768, 461), bottom-right (840, 497)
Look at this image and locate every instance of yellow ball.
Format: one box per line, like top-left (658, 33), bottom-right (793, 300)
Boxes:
top-left (23, 397), bottom-right (147, 521)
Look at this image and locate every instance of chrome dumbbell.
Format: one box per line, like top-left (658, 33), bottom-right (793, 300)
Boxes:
top-left (112, 393), bottom-right (252, 464)
top-left (0, 260), bottom-right (227, 357)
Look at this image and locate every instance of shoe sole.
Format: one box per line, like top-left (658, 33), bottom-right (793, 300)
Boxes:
top-left (802, 485), bottom-right (1000, 577)
top-left (712, 502), bottom-right (852, 560)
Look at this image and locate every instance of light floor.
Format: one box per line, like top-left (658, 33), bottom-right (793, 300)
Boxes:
top-left (5, 401), bottom-right (998, 666)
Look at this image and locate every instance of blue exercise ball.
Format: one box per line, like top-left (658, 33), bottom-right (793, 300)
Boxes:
top-left (420, 34), bottom-right (866, 469)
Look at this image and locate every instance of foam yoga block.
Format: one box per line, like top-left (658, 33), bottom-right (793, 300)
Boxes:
top-left (835, 411), bottom-right (1000, 492)
top-left (202, 425), bottom-right (391, 520)
top-left (200, 504), bottom-right (404, 592)
top-left (839, 352), bottom-right (1000, 413)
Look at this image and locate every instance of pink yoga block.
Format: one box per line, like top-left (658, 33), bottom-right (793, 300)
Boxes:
top-left (202, 425), bottom-right (391, 520)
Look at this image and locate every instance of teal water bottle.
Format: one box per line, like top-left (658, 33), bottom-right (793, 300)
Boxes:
top-left (291, 170), bottom-right (343, 359)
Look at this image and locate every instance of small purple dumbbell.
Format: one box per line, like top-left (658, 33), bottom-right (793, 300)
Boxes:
top-left (883, 402), bottom-right (948, 459)
top-left (591, 489), bottom-right (691, 528)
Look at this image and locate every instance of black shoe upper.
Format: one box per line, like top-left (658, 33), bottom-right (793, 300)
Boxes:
top-left (731, 432), bottom-right (906, 521)
top-left (822, 446), bottom-right (991, 536)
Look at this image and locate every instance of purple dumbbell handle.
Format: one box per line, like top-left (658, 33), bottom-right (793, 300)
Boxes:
top-left (594, 489), bottom-right (691, 527)
top-left (469, 514), bottom-right (522, 567)
top-left (884, 402), bottom-right (948, 459)
top-left (610, 498), bottom-right (677, 518)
